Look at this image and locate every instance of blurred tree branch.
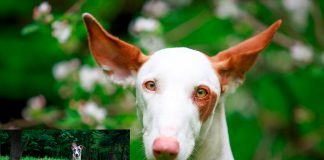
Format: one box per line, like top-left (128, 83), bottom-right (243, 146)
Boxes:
top-left (165, 10), bottom-right (211, 43)
top-left (310, 0), bottom-right (324, 48)
top-left (65, 0), bottom-right (87, 15)
top-left (0, 111), bottom-right (64, 129)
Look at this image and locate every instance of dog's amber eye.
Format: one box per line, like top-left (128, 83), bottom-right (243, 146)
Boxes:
top-left (195, 86), bottom-right (209, 98)
top-left (144, 80), bottom-right (156, 91)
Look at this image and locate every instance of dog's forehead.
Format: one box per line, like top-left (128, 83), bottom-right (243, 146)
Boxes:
top-left (138, 48), bottom-right (219, 89)
top-left (150, 48), bottom-right (209, 67)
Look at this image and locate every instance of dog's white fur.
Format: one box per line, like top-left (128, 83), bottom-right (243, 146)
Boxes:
top-left (82, 13), bottom-right (281, 160)
top-left (136, 48), bottom-right (223, 159)
top-left (72, 143), bottom-right (82, 160)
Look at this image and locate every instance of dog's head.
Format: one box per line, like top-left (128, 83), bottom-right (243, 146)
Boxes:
top-left (83, 13), bottom-right (281, 159)
top-left (71, 142), bottom-right (83, 158)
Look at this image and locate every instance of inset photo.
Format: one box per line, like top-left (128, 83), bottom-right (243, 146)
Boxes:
top-left (0, 129), bottom-right (129, 160)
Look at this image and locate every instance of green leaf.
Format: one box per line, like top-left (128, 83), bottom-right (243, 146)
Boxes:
top-left (21, 24), bottom-right (40, 35)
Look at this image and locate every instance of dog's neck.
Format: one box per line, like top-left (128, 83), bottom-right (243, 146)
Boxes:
top-left (73, 156), bottom-right (81, 160)
top-left (194, 97), bottom-right (234, 160)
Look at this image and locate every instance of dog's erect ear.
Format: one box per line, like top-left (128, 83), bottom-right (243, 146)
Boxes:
top-left (72, 142), bottom-right (77, 147)
top-left (79, 145), bottom-right (83, 150)
top-left (210, 20), bottom-right (282, 93)
top-left (83, 13), bottom-right (149, 86)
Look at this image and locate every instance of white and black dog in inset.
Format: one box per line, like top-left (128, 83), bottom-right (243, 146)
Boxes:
top-left (71, 142), bottom-right (83, 160)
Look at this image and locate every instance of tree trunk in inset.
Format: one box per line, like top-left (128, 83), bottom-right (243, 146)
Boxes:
top-left (10, 130), bottom-right (22, 160)
top-left (109, 152), bottom-right (116, 160)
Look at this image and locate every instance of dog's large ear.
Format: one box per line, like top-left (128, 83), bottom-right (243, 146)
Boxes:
top-left (210, 20), bottom-right (282, 93)
top-left (79, 145), bottom-right (83, 150)
top-left (83, 13), bottom-right (149, 86)
top-left (72, 142), bottom-right (77, 148)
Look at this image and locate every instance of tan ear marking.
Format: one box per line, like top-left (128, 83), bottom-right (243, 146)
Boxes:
top-left (211, 20), bottom-right (282, 62)
top-left (82, 13), bottom-right (149, 86)
top-left (210, 20), bottom-right (282, 93)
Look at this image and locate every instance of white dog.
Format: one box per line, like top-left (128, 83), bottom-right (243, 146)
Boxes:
top-left (82, 13), bottom-right (281, 160)
top-left (71, 142), bottom-right (83, 160)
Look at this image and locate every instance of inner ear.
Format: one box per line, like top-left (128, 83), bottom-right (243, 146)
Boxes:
top-left (83, 13), bottom-right (149, 86)
top-left (210, 20), bottom-right (282, 93)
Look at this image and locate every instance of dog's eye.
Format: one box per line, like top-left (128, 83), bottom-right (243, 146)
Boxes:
top-left (195, 86), bottom-right (209, 98)
top-left (143, 80), bottom-right (156, 91)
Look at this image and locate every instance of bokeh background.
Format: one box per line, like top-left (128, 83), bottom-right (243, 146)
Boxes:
top-left (0, 0), bottom-right (323, 159)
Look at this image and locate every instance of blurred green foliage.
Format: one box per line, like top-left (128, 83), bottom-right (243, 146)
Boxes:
top-left (0, 0), bottom-right (323, 160)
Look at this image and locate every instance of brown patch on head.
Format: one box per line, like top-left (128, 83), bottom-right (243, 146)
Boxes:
top-left (192, 85), bottom-right (218, 122)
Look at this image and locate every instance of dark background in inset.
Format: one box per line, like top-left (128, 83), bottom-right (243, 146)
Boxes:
top-left (0, 129), bottom-right (129, 159)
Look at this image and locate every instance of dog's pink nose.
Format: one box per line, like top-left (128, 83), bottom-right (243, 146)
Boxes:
top-left (153, 137), bottom-right (179, 159)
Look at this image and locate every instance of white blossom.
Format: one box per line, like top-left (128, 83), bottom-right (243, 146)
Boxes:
top-left (214, 0), bottom-right (241, 19)
top-left (79, 101), bottom-right (106, 123)
top-left (142, 0), bottom-right (170, 18)
top-left (290, 43), bottom-right (313, 64)
top-left (79, 66), bottom-right (100, 91)
top-left (53, 59), bottom-right (80, 80)
top-left (282, 0), bottom-right (311, 29)
top-left (33, 1), bottom-right (53, 22)
top-left (27, 95), bottom-right (46, 109)
top-left (139, 35), bottom-right (165, 54)
top-left (79, 65), bottom-right (104, 91)
top-left (79, 65), bottom-right (117, 93)
top-left (38, 1), bottom-right (51, 14)
top-left (23, 95), bottom-right (46, 120)
top-left (97, 72), bottom-right (116, 95)
top-left (52, 20), bottom-right (72, 43)
top-left (130, 17), bottom-right (160, 34)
